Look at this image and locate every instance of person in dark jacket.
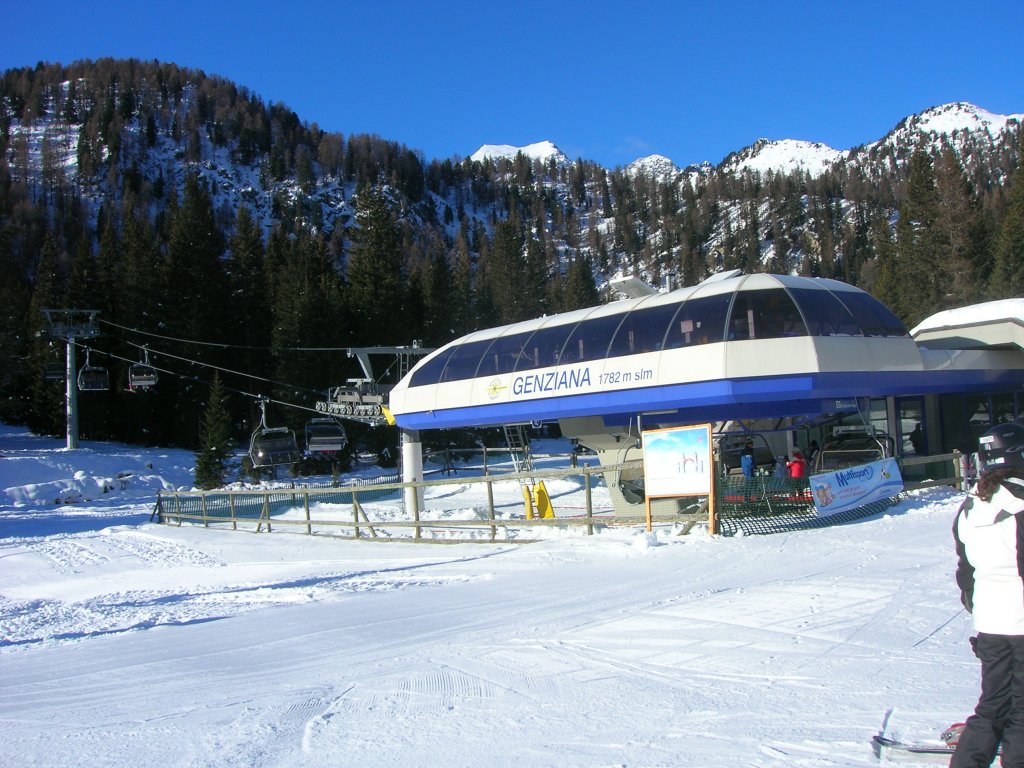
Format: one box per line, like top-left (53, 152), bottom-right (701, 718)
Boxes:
top-left (950, 421), bottom-right (1024, 768)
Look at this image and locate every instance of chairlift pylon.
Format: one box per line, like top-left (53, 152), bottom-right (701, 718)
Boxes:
top-left (248, 398), bottom-right (301, 468)
top-left (128, 346), bottom-right (158, 391)
top-left (77, 349), bottom-right (109, 391)
top-left (305, 416), bottom-right (348, 454)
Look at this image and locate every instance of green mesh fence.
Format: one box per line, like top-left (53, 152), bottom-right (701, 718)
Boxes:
top-left (156, 479), bottom-right (401, 524)
top-left (160, 491), bottom-right (297, 520)
top-left (715, 473), bottom-right (898, 536)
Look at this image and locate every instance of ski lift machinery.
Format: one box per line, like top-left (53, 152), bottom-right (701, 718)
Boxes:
top-left (315, 344), bottom-right (433, 425)
top-left (249, 398), bottom-right (302, 468)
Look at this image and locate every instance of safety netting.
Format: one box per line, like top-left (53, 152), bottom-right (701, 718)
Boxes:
top-left (715, 474), bottom-right (898, 536)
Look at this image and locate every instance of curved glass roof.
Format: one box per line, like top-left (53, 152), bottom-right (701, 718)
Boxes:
top-left (409, 274), bottom-right (908, 388)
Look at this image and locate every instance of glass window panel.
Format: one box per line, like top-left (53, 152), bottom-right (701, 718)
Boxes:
top-left (440, 338), bottom-right (497, 382)
top-left (832, 291), bottom-right (907, 336)
top-left (607, 303), bottom-right (680, 359)
top-left (409, 347), bottom-right (457, 387)
top-left (787, 288), bottom-right (861, 336)
top-left (558, 313), bottom-right (626, 364)
top-left (476, 332), bottom-right (537, 377)
top-left (664, 293), bottom-right (732, 349)
top-left (516, 324), bottom-right (577, 371)
top-left (727, 288), bottom-right (807, 340)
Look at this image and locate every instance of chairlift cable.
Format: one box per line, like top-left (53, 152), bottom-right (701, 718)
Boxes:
top-left (112, 341), bottom-right (326, 400)
top-left (96, 318), bottom-right (352, 352)
top-left (78, 345), bottom-right (332, 418)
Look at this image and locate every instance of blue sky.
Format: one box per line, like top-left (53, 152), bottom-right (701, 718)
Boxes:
top-left (3, 0), bottom-right (1021, 169)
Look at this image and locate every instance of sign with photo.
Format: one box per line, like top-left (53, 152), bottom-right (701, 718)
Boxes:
top-left (643, 424), bottom-right (713, 498)
top-left (809, 458), bottom-right (904, 517)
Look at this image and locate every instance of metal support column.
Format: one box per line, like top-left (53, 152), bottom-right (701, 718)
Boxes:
top-left (66, 338), bottom-right (78, 449)
top-left (401, 429), bottom-right (424, 516)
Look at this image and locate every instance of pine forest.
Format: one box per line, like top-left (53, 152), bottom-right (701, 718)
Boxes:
top-left (1, 59), bottom-right (1022, 463)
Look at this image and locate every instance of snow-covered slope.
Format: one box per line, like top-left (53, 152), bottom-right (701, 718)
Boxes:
top-left (0, 423), bottom-right (989, 767)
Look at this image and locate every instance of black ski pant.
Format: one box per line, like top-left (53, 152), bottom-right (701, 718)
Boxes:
top-left (951, 633), bottom-right (1024, 768)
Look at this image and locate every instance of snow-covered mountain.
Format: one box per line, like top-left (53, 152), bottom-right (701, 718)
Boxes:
top-left (474, 103), bottom-right (1021, 181)
top-left (625, 154), bottom-right (681, 182)
top-left (854, 101), bottom-right (1024, 177)
top-left (719, 138), bottom-right (846, 177)
top-left (875, 101), bottom-right (1024, 150)
top-left (717, 102), bottom-right (1022, 179)
top-left (470, 140), bottom-right (569, 166)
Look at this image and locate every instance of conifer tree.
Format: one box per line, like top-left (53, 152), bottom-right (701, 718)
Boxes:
top-left (895, 149), bottom-right (944, 324)
top-left (161, 173), bottom-right (227, 447)
top-left (866, 210), bottom-right (900, 315)
top-left (523, 234), bottom-right (547, 317)
top-left (485, 215), bottom-right (527, 324)
top-left (94, 213), bottom-right (122, 319)
top-left (162, 173), bottom-right (226, 342)
top-left (227, 205), bottom-right (268, 347)
top-left (561, 255), bottom-right (600, 311)
top-left (194, 373), bottom-right (232, 489)
top-left (934, 146), bottom-right (987, 306)
top-left (345, 186), bottom-right (406, 344)
top-left (449, 224), bottom-right (474, 338)
top-left (119, 210), bottom-right (161, 328)
top-left (26, 234), bottom-right (67, 437)
top-left (419, 235), bottom-right (455, 345)
top-left (989, 166), bottom-right (1024, 298)
top-left (0, 227), bottom-right (30, 424)
top-left (269, 227), bottom-right (344, 408)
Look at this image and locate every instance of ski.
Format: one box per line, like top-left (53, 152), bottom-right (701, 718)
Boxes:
top-left (873, 734), bottom-right (955, 755)
top-left (874, 727), bottom-right (1001, 757)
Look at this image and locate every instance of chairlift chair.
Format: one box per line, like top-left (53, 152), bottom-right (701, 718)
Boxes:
top-left (77, 350), bottom-right (109, 391)
top-left (44, 361), bottom-right (64, 381)
top-left (305, 417), bottom-right (348, 454)
top-left (248, 399), bottom-right (301, 468)
top-left (128, 347), bottom-right (158, 390)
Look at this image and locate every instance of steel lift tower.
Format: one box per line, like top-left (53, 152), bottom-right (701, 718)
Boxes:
top-left (41, 309), bottom-right (101, 449)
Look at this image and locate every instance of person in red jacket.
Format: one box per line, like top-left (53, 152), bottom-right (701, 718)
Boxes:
top-left (950, 422), bottom-right (1024, 767)
top-left (786, 451), bottom-right (807, 478)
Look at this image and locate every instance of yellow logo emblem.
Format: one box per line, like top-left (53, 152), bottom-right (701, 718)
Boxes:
top-left (486, 379), bottom-right (507, 399)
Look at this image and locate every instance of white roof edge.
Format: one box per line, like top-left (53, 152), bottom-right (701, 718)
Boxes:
top-left (911, 299), bottom-right (1024, 336)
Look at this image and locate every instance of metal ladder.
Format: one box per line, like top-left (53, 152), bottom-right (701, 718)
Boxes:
top-left (503, 424), bottom-right (534, 475)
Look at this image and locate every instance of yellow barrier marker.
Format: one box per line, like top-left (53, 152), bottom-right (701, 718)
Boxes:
top-left (522, 485), bottom-right (535, 519)
top-left (534, 480), bottom-right (555, 519)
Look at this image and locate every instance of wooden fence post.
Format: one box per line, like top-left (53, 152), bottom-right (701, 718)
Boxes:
top-left (584, 467), bottom-right (593, 536)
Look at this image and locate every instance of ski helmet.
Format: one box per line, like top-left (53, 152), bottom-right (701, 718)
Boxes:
top-left (977, 422), bottom-right (1024, 472)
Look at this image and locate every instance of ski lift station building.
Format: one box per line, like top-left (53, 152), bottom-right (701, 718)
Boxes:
top-left (387, 271), bottom-right (1024, 509)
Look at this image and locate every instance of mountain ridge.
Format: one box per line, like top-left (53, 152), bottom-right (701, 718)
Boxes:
top-left (473, 102), bottom-right (1022, 179)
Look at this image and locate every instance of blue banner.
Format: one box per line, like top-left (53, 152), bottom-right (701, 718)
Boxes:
top-left (809, 458), bottom-right (904, 517)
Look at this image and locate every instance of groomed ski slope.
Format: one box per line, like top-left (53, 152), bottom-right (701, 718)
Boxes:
top-left (0, 424), bottom-right (982, 767)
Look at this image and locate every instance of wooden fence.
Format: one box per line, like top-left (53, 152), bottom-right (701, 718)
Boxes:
top-left (153, 452), bottom-right (968, 542)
